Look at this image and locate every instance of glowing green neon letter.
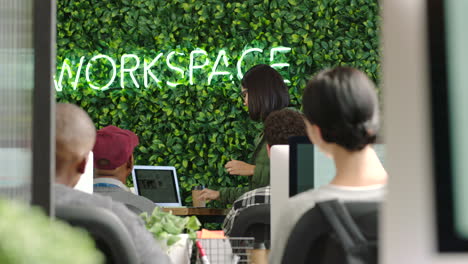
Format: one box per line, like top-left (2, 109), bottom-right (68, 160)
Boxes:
top-left (270, 47), bottom-right (291, 68)
top-left (121, 54), bottom-right (140, 88)
top-left (237, 48), bottom-right (263, 79)
top-left (207, 50), bottom-right (233, 85)
top-left (85, 54), bottom-right (117, 91)
top-left (270, 47), bottom-right (292, 84)
top-left (54, 56), bottom-right (85, 92)
top-left (144, 53), bottom-right (163, 88)
top-left (189, 49), bottom-right (209, 85)
top-left (166, 51), bottom-right (185, 87)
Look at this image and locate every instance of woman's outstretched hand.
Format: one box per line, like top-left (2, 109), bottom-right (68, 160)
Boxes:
top-left (224, 160), bottom-right (255, 176)
top-left (198, 189), bottom-right (220, 201)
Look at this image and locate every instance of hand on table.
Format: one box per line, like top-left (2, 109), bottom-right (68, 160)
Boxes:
top-left (198, 188), bottom-right (220, 202)
top-left (224, 160), bottom-right (255, 176)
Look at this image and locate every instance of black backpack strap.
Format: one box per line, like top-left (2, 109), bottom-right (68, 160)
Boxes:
top-left (281, 204), bottom-right (333, 264)
top-left (317, 200), bottom-right (373, 264)
top-left (318, 200), bottom-right (367, 248)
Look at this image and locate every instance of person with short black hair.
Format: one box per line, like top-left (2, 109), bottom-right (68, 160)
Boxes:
top-left (222, 108), bottom-right (306, 235)
top-left (200, 64), bottom-right (290, 204)
top-left (269, 67), bottom-right (387, 264)
top-left (263, 108), bottom-right (306, 147)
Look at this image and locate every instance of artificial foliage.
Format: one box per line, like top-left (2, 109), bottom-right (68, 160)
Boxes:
top-left (56, 0), bottom-right (380, 205)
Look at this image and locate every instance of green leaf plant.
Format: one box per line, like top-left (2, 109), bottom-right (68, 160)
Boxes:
top-left (56, 0), bottom-right (381, 205)
top-left (140, 207), bottom-right (201, 248)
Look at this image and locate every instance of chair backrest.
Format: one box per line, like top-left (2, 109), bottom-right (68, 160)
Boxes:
top-left (55, 205), bottom-right (139, 264)
top-left (229, 204), bottom-right (271, 245)
top-left (281, 200), bottom-right (379, 264)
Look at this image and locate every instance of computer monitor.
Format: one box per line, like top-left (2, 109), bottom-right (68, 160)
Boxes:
top-left (288, 136), bottom-right (386, 197)
top-left (428, 0), bottom-right (468, 251)
top-left (132, 165), bottom-right (182, 207)
top-left (288, 136), bottom-right (315, 197)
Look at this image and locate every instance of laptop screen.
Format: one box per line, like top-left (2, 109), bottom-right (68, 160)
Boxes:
top-left (132, 166), bottom-right (181, 206)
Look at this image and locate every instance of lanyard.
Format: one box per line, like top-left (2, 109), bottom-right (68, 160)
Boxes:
top-left (93, 183), bottom-right (120, 188)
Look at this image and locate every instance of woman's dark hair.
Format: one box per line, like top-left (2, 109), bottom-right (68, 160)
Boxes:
top-left (302, 67), bottom-right (379, 151)
top-left (241, 64), bottom-right (290, 122)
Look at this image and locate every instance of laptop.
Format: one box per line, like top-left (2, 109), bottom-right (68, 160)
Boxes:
top-left (131, 165), bottom-right (182, 207)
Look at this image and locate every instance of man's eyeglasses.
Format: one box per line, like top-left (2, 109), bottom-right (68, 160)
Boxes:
top-left (241, 90), bottom-right (248, 99)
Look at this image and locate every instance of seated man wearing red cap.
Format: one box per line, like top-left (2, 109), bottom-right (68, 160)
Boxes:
top-left (93, 125), bottom-right (156, 215)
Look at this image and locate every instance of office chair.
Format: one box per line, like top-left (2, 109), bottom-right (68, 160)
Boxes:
top-left (281, 200), bottom-right (379, 264)
top-left (229, 204), bottom-right (271, 245)
top-left (56, 205), bottom-right (138, 264)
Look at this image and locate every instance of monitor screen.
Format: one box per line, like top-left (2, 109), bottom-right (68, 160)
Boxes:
top-left (289, 136), bottom-right (385, 197)
top-left (133, 167), bottom-right (180, 204)
top-left (288, 136), bottom-right (315, 196)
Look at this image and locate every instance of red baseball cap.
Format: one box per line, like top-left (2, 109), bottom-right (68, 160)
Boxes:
top-left (93, 125), bottom-right (139, 170)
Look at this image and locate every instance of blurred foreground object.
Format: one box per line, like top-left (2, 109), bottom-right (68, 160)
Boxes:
top-left (0, 199), bottom-right (103, 264)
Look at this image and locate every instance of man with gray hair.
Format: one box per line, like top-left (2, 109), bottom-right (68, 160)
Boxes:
top-left (54, 103), bottom-right (170, 264)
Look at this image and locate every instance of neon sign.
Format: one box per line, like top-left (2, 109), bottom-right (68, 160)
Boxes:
top-left (85, 55), bottom-right (116, 90)
top-left (54, 47), bottom-right (291, 91)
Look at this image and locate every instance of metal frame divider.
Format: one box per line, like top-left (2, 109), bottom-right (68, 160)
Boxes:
top-left (32, 0), bottom-right (56, 216)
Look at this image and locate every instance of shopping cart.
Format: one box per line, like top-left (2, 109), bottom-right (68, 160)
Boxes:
top-left (195, 237), bottom-right (254, 264)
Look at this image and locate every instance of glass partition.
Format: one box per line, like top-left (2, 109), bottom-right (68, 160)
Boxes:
top-left (0, 0), bottom-right (34, 202)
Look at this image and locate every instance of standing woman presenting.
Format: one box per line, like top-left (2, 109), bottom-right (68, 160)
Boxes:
top-left (199, 64), bottom-right (290, 204)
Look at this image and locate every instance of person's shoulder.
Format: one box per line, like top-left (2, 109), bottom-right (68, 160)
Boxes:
top-left (233, 186), bottom-right (271, 209)
top-left (249, 186), bottom-right (270, 201)
top-left (293, 184), bottom-right (387, 205)
top-left (280, 188), bottom-right (324, 220)
top-left (53, 184), bottom-right (170, 262)
top-left (288, 187), bottom-right (321, 205)
top-left (319, 184), bottom-right (387, 198)
top-left (54, 185), bottom-right (142, 226)
top-left (54, 183), bottom-right (101, 201)
top-left (109, 190), bottom-right (156, 213)
top-left (54, 183), bottom-right (126, 211)
top-left (238, 186), bottom-right (270, 199)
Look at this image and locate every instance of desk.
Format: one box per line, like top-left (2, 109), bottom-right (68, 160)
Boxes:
top-left (162, 207), bottom-right (228, 227)
top-left (162, 207), bottom-right (228, 216)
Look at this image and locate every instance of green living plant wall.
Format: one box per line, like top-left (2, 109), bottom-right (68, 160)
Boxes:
top-left (56, 0), bottom-right (380, 205)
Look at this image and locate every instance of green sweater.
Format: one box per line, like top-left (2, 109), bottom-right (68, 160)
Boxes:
top-left (218, 133), bottom-right (270, 204)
